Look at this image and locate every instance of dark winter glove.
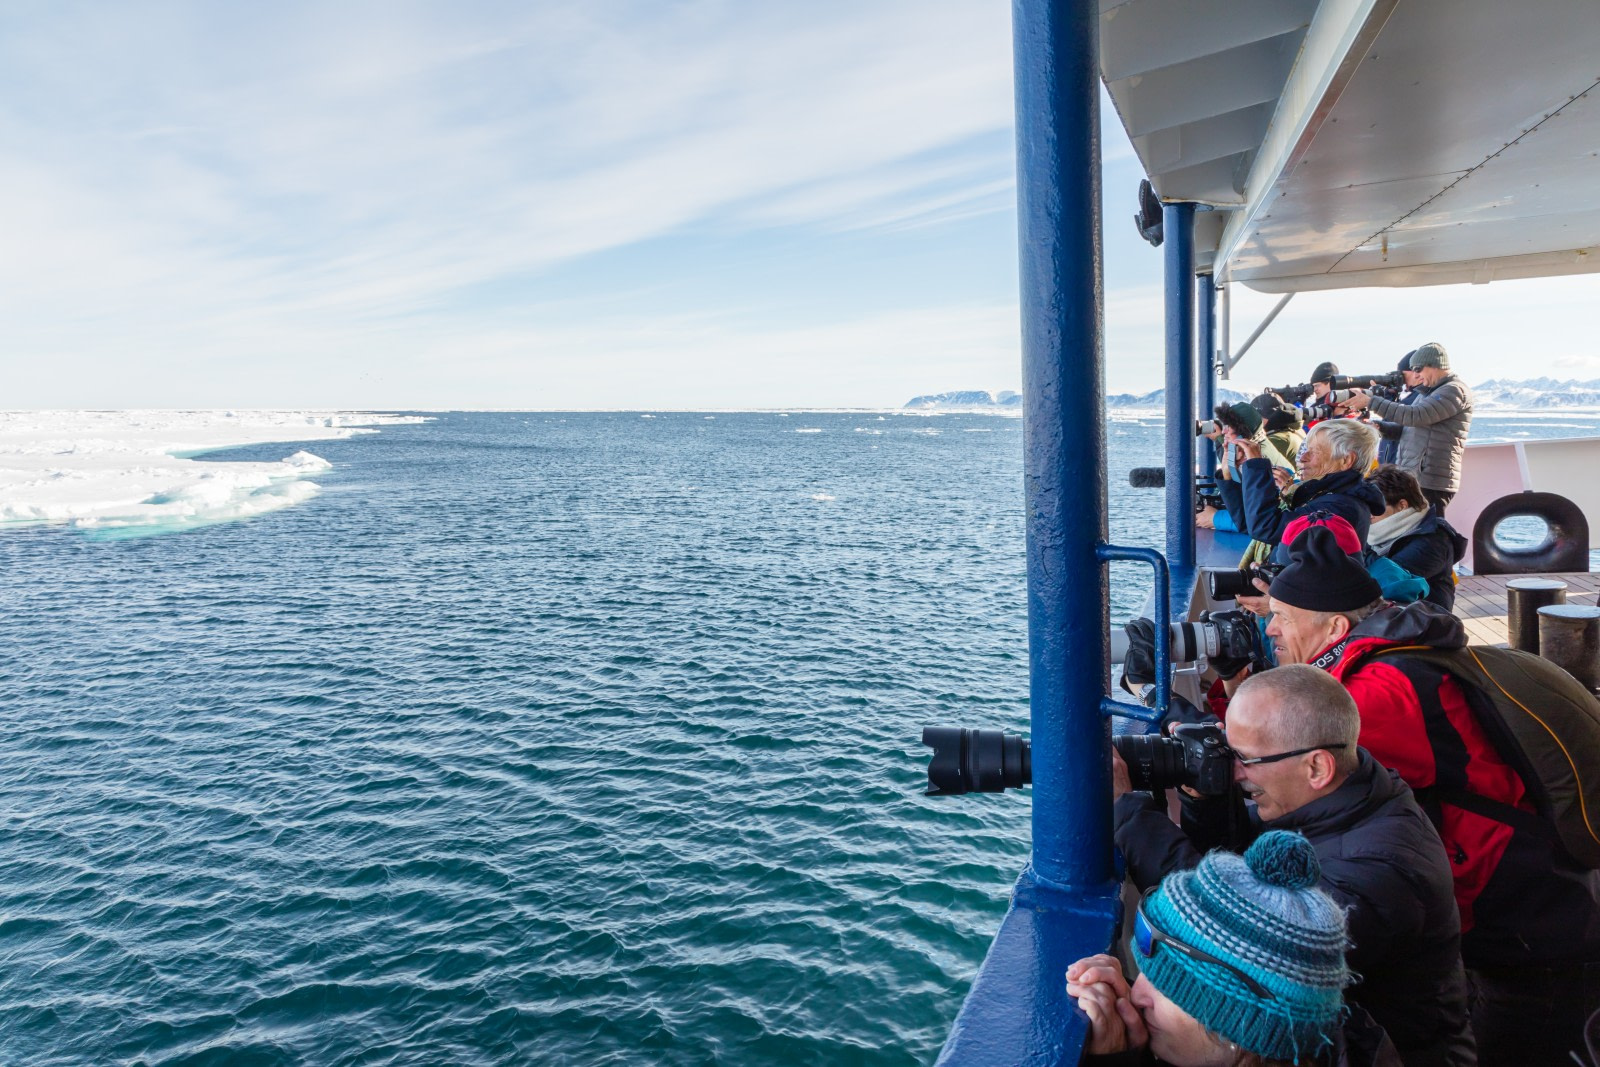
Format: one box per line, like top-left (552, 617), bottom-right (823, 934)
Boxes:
top-left (1120, 617), bottom-right (1158, 693)
top-left (1208, 650), bottom-right (1253, 682)
top-left (1160, 692), bottom-right (1216, 732)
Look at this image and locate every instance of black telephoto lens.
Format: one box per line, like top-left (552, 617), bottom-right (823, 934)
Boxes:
top-left (922, 727), bottom-right (1031, 796)
top-left (1112, 733), bottom-right (1188, 792)
top-left (1206, 568), bottom-right (1254, 600)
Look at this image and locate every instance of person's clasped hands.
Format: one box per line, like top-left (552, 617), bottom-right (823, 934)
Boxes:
top-left (1065, 954), bottom-right (1148, 1055)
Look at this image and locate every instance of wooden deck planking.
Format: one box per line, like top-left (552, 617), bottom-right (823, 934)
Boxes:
top-left (1450, 571), bottom-right (1600, 647)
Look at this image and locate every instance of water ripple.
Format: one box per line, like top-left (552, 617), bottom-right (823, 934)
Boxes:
top-left (22, 412), bottom-right (1579, 1063)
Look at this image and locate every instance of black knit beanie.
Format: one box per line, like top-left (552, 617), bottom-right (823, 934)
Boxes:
top-left (1268, 526), bottom-right (1383, 612)
top-left (1310, 362), bottom-right (1340, 385)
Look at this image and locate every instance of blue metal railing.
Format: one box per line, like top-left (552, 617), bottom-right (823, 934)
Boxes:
top-left (1097, 543), bottom-right (1170, 725)
top-left (933, 1), bottom-right (1203, 1061)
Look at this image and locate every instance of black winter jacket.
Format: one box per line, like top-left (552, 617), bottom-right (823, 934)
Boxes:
top-left (1114, 752), bottom-right (1474, 1067)
top-left (1368, 509), bottom-right (1467, 610)
top-left (1377, 388), bottom-right (1424, 466)
top-left (1239, 462), bottom-right (1386, 563)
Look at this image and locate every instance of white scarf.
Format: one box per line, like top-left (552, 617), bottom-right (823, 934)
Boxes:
top-left (1367, 505), bottom-right (1428, 555)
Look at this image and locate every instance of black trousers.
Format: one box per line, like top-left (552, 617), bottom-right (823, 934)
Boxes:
top-left (1467, 962), bottom-right (1600, 1065)
top-left (1423, 487), bottom-right (1455, 516)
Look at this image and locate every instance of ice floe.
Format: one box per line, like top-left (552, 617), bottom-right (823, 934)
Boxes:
top-left (0, 410), bottom-right (425, 533)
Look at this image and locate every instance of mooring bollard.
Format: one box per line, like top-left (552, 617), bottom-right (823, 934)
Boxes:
top-left (1508, 578), bottom-right (1569, 654)
top-left (1537, 604), bottom-right (1600, 690)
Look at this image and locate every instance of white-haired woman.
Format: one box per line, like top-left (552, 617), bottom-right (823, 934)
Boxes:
top-left (1234, 418), bottom-right (1386, 566)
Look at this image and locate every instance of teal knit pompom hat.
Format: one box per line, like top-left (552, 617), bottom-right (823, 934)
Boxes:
top-left (1138, 831), bottom-right (1349, 1063)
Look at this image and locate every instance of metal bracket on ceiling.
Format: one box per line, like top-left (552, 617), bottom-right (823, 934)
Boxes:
top-left (1219, 291), bottom-right (1294, 379)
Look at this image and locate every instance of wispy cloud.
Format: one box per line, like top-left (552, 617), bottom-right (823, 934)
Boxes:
top-left (0, 1), bottom-right (1019, 407)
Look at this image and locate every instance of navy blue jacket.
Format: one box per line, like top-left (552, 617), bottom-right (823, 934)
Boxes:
top-left (1376, 389), bottom-right (1423, 465)
top-left (1239, 462), bottom-right (1386, 563)
top-left (1372, 509), bottom-right (1467, 610)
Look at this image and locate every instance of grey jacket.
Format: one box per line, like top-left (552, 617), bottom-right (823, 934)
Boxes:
top-left (1369, 374), bottom-right (1473, 492)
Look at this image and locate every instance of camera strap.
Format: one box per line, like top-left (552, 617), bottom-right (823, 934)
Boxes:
top-left (1309, 635), bottom-right (1354, 672)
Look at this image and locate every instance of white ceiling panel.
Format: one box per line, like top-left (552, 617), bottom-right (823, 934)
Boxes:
top-left (1100, 0), bottom-right (1315, 82)
top-left (1104, 0), bottom-right (1600, 291)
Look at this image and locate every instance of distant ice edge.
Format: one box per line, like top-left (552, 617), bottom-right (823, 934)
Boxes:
top-left (0, 410), bottom-right (428, 536)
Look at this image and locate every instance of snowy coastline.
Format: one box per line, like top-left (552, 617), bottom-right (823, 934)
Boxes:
top-left (0, 410), bottom-right (425, 533)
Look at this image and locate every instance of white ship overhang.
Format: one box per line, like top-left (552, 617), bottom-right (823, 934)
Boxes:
top-left (1101, 0), bottom-right (1600, 292)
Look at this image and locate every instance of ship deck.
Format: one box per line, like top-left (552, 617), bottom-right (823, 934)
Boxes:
top-left (1451, 572), bottom-right (1600, 646)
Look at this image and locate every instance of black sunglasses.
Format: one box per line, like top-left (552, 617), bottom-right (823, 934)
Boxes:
top-left (1132, 889), bottom-right (1276, 1001)
top-left (1233, 742), bottom-right (1348, 767)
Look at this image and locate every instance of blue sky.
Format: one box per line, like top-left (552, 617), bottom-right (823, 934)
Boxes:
top-left (3, 2), bottom-right (1596, 409)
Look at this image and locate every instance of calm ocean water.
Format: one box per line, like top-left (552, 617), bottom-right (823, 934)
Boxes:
top-left (3, 410), bottom-right (1595, 1065)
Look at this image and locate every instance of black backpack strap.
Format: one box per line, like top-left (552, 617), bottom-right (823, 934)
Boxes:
top-left (1432, 787), bottom-right (1557, 845)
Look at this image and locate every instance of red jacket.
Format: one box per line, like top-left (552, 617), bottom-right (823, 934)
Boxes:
top-left (1212, 602), bottom-right (1600, 967)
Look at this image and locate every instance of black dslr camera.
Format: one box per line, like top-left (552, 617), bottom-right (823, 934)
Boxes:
top-left (921, 722), bottom-right (1234, 797)
top-left (1116, 723), bottom-right (1234, 796)
top-left (1272, 381), bottom-right (1315, 405)
top-left (1302, 389), bottom-right (1358, 422)
top-left (1205, 562), bottom-right (1284, 600)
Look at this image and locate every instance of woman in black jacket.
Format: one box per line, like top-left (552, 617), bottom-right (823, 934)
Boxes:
top-left (1365, 465), bottom-right (1467, 610)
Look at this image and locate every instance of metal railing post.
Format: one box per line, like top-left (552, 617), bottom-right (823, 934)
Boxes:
top-left (932, 3), bottom-right (1122, 1058)
top-left (1196, 272), bottom-right (1218, 481)
top-left (1164, 202), bottom-right (1197, 609)
top-left (1017, 0), bottom-right (1112, 892)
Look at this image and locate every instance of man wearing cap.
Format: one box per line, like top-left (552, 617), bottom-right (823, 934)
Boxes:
top-left (1259, 526), bottom-right (1600, 1061)
top-left (1303, 361), bottom-right (1342, 429)
top-left (1114, 664), bottom-right (1474, 1067)
top-left (1255, 390), bottom-right (1306, 462)
top-left (1375, 353), bottom-right (1425, 467)
top-left (1341, 343), bottom-right (1471, 515)
top-left (1310, 361), bottom-right (1340, 399)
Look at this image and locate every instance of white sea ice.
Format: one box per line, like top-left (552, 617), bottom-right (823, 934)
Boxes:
top-left (0, 410), bottom-right (424, 533)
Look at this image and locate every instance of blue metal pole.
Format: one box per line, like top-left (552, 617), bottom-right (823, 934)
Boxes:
top-left (1163, 202), bottom-right (1196, 612)
top-left (1196, 272), bottom-right (1217, 481)
top-left (1017, 0), bottom-right (1112, 893)
top-left (932, 3), bottom-right (1122, 1058)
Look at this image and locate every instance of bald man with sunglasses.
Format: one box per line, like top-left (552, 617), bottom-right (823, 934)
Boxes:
top-left (1113, 665), bottom-right (1474, 1067)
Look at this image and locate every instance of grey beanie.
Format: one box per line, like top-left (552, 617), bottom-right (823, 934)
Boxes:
top-left (1409, 343), bottom-right (1449, 371)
